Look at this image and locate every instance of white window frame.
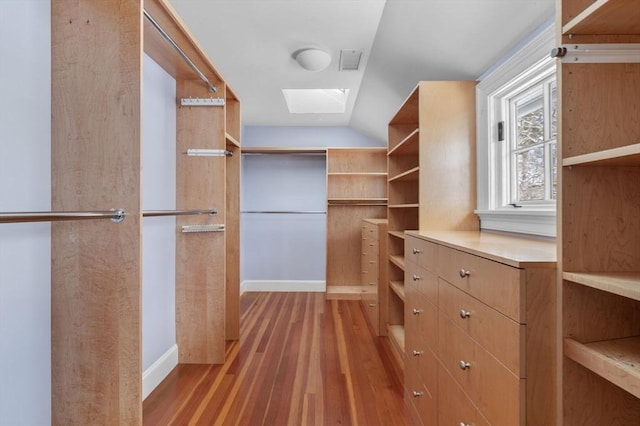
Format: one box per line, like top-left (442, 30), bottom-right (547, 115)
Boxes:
top-left (475, 22), bottom-right (556, 237)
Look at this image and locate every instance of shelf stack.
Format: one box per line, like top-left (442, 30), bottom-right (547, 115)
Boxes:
top-left (558, 0), bottom-right (640, 423)
top-left (386, 81), bottom-right (478, 368)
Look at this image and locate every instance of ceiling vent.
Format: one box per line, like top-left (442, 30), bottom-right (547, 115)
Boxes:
top-left (339, 49), bottom-right (363, 71)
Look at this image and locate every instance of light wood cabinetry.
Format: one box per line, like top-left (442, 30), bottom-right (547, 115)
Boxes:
top-left (558, 0), bottom-right (640, 423)
top-left (404, 231), bottom-right (557, 426)
top-left (386, 81), bottom-right (478, 367)
top-left (51, 1), bottom-right (239, 423)
top-left (361, 218), bottom-right (388, 335)
top-left (326, 148), bottom-right (387, 297)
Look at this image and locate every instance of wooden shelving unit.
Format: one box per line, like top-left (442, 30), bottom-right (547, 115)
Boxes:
top-left (326, 148), bottom-right (387, 296)
top-left (559, 0), bottom-right (640, 422)
top-left (50, 1), bottom-right (241, 423)
top-left (386, 81), bottom-right (478, 370)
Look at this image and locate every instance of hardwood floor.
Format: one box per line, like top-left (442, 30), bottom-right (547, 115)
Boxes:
top-left (143, 292), bottom-right (409, 425)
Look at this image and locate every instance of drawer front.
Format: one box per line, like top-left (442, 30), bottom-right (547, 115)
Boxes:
top-left (363, 221), bottom-right (379, 240)
top-left (405, 291), bottom-right (437, 358)
top-left (438, 245), bottom-right (523, 322)
top-left (405, 258), bottom-right (437, 305)
top-left (438, 313), bottom-right (523, 426)
top-left (438, 365), bottom-right (490, 426)
top-left (361, 296), bottom-right (379, 335)
top-left (405, 235), bottom-right (438, 273)
top-left (438, 278), bottom-right (523, 377)
top-left (405, 360), bottom-right (437, 426)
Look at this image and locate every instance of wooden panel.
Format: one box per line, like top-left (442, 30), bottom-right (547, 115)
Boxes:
top-left (437, 245), bottom-right (524, 322)
top-left (562, 64), bottom-right (640, 158)
top-left (225, 141), bottom-right (240, 340)
top-left (327, 148), bottom-right (387, 173)
top-left (51, 1), bottom-right (142, 424)
top-left (438, 278), bottom-right (523, 377)
top-left (405, 234), bottom-right (438, 273)
top-left (176, 79), bottom-right (226, 363)
top-left (438, 314), bottom-right (523, 426)
top-left (418, 81), bottom-right (478, 232)
top-left (327, 174), bottom-right (387, 199)
top-left (562, 0), bottom-right (640, 35)
top-left (562, 167), bottom-right (640, 272)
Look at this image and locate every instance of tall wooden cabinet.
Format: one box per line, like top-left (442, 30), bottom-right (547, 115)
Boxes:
top-left (557, 0), bottom-right (640, 423)
top-left (326, 148), bottom-right (387, 298)
top-left (386, 81), bottom-right (478, 366)
top-left (51, 1), bottom-right (240, 423)
top-left (361, 218), bottom-right (388, 336)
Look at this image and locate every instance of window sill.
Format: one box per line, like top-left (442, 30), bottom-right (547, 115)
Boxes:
top-left (475, 209), bottom-right (556, 237)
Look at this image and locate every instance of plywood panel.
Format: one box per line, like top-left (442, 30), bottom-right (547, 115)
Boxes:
top-left (51, 1), bottom-right (142, 424)
top-left (225, 140), bottom-right (240, 340)
top-left (176, 79), bottom-right (226, 363)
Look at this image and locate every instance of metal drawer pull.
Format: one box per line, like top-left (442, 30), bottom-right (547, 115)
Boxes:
top-left (369, 260), bottom-right (376, 264)
top-left (412, 248), bottom-right (421, 254)
top-left (459, 423), bottom-right (470, 426)
top-left (412, 350), bottom-right (423, 357)
top-left (459, 360), bottom-right (471, 370)
top-left (369, 303), bottom-right (376, 307)
top-left (412, 308), bottom-right (422, 315)
top-left (459, 269), bottom-right (470, 278)
top-left (459, 309), bottom-right (471, 319)
top-left (412, 275), bottom-right (421, 281)
top-left (412, 390), bottom-right (423, 398)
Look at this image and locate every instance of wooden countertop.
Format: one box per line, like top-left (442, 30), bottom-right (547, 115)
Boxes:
top-left (405, 230), bottom-right (557, 268)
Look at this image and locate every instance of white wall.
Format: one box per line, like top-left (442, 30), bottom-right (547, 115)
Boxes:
top-left (0, 1), bottom-right (51, 425)
top-left (240, 126), bottom-right (381, 291)
top-left (142, 54), bottom-right (177, 389)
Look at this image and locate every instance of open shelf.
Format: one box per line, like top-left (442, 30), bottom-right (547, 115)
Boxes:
top-left (241, 147), bottom-right (326, 154)
top-left (388, 203), bottom-right (419, 209)
top-left (388, 129), bottom-right (419, 156)
top-left (563, 143), bottom-right (640, 167)
top-left (328, 172), bottom-right (387, 177)
top-left (388, 324), bottom-right (406, 355)
top-left (389, 255), bottom-right (405, 270)
top-left (563, 271), bottom-right (640, 301)
top-left (389, 167), bottom-right (420, 183)
top-left (390, 280), bottom-right (405, 301)
top-left (389, 230), bottom-right (405, 240)
top-left (565, 336), bottom-right (640, 399)
top-left (563, 0), bottom-right (640, 35)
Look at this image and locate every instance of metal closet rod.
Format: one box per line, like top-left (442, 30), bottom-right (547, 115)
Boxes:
top-left (143, 9), bottom-right (217, 93)
top-left (143, 209), bottom-right (217, 217)
top-left (241, 210), bottom-right (327, 214)
top-left (0, 209), bottom-right (125, 224)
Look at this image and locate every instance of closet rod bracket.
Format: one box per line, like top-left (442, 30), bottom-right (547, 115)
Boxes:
top-left (180, 98), bottom-right (225, 107)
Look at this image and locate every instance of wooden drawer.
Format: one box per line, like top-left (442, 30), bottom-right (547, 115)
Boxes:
top-left (438, 278), bottom-right (523, 377)
top-left (405, 290), bottom-right (437, 357)
top-left (405, 257), bottom-right (437, 305)
top-left (361, 293), bottom-right (379, 335)
top-left (437, 245), bottom-right (524, 322)
top-left (405, 235), bottom-right (438, 273)
top-left (438, 365), bottom-right (490, 426)
top-left (438, 313), bottom-right (523, 426)
top-left (405, 360), bottom-right (437, 426)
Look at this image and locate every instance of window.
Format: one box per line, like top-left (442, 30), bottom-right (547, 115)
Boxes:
top-left (476, 21), bottom-right (557, 237)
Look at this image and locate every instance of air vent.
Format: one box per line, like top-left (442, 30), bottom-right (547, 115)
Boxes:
top-left (339, 49), bottom-right (363, 71)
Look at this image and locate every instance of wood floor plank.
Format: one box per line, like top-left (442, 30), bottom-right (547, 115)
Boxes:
top-left (143, 292), bottom-right (409, 425)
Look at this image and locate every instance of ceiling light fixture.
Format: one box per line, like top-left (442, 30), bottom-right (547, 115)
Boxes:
top-left (293, 48), bottom-right (331, 72)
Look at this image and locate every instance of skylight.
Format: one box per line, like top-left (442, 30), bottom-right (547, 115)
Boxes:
top-left (282, 89), bottom-right (350, 114)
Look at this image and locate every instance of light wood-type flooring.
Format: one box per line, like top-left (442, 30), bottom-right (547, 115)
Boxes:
top-left (143, 292), bottom-right (409, 425)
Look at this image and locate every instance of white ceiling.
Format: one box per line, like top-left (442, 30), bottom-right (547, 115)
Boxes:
top-left (168, 0), bottom-right (555, 144)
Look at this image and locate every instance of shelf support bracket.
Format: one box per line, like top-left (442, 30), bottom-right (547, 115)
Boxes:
top-left (551, 44), bottom-right (640, 63)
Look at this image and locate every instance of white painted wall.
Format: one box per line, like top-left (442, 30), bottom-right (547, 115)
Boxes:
top-left (0, 1), bottom-right (51, 425)
top-left (240, 126), bottom-right (381, 290)
top-left (142, 55), bottom-right (177, 377)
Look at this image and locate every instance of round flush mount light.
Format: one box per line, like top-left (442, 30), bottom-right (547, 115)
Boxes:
top-left (294, 48), bottom-right (331, 72)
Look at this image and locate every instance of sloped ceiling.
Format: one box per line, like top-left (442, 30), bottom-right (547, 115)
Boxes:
top-left (169, 0), bottom-right (555, 144)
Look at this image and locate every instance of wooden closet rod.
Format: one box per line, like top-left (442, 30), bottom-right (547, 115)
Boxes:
top-left (143, 209), bottom-right (217, 217)
top-left (0, 209), bottom-right (125, 224)
top-left (143, 9), bottom-right (217, 93)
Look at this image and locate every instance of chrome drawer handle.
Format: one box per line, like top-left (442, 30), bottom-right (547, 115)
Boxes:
top-left (459, 360), bottom-right (471, 370)
top-left (412, 248), bottom-right (421, 254)
top-left (412, 390), bottom-right (423, 398)
top-left (459, 309), bottom-right (471, 319)
top-left (412, 350), bottom-right (423, 357)
top-left (412, 308), bottom-right (422, 315)
top-left (459, 269), bottom-right (470, 278)
top-left (412, 275), bottom-right (421, 281)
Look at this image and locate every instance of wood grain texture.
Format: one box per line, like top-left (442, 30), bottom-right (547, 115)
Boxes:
top-left (143, 292), bottom-right (409, 425)
top-left (225, 141), bottom-right (240, 341)
top-left (176, 78), bottom-right (226, 363)
top-left (51, 1), bottom-right (142, 424)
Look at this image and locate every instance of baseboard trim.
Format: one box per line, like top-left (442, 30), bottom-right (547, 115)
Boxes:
top-left (241, 280), bottom-right (326, 293)
top-left (142, 344), bottom-right (178, 400)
